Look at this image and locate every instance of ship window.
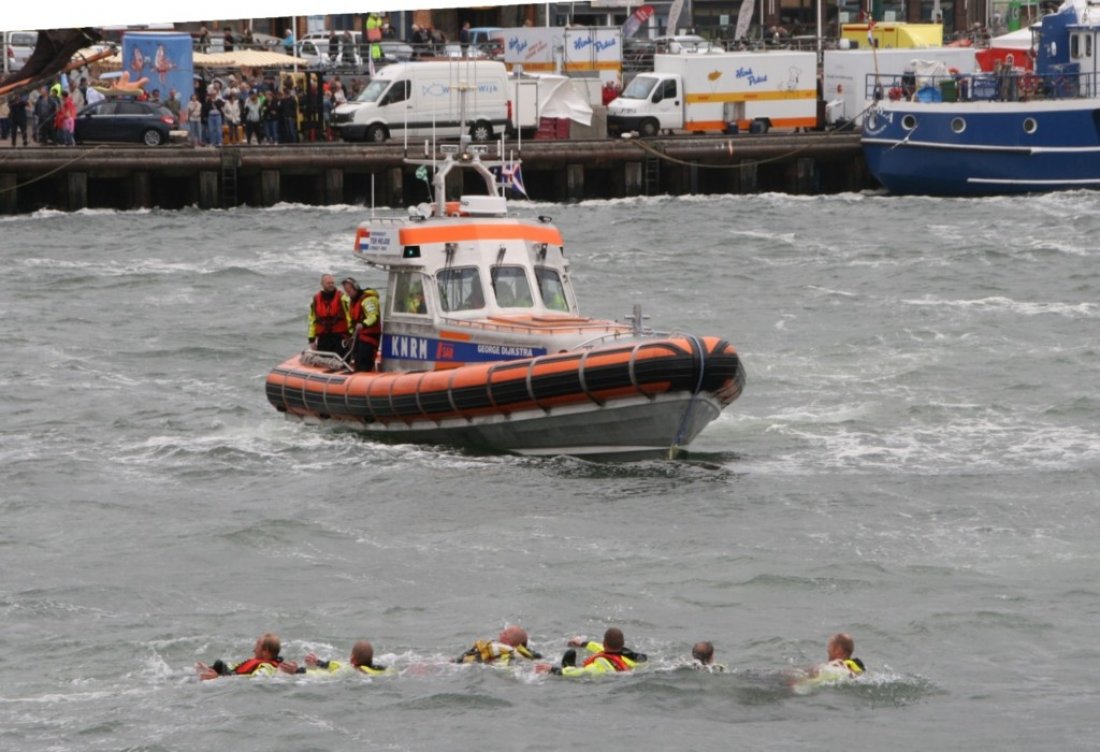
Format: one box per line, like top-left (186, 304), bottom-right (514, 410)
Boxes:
top-left (1023, 117), bottom-right (1038, 134)
top-left (490, 266), bottom-right (533, 308)
top-left (535, 267), bottom-right (569, 312)
top-left (393, 271), bottom-right (428, 315)
top-left (1088, 35), bottom-right (1093, 58)
top-left (951, 117), bottom-right (966, 133)
top-left (901, 114), bottom-right (917, 130)
top-left (437, 267), bottom-right (485, 312)
top-left (1072, 35), bottom-right (1080, 59)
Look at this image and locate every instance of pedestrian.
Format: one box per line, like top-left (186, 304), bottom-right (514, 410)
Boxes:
top-left (8, 94), bottom-right (29, 146)
top-left (279, 87), bottom-right (298, 144)
top-left (165, 88), bottom-right (181, 127)
top-left (223, 92), bottom-right (241, 144)
top-left (55, 91), bottom-right (76, 146)
top-left (186, 93), bottom-right (203, 145)
top-left (0, 96), bottom-right (10, 141)
top-left (34, 86), bottom-right (57, 145)
top-left (206, 92), bottom-right (224, 147)
top-left (243, 90), bottom-right (263, 144)
top-left (223, 27), bottom-right (235, 53)
top-left (263, 89), bottom-right (280, 144)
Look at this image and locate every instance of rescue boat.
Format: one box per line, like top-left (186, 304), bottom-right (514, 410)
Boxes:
top-left (265, 139), bottom-right (745, 457)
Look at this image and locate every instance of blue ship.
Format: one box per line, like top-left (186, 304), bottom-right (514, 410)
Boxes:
top-left (861, 3), bottom-right (1100, 195)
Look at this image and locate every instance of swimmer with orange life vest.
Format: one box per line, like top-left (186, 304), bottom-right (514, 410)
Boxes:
top-left (196, 632), bottom-right (299, 680)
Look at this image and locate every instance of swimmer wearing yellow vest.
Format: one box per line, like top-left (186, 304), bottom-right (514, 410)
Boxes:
top-left (298, 640), bottom-right (393, 676)
top-left (791, 632), bottom-right (865, 693)
top-left (550, 627), bottom-right (647, 677)
top-left (455, 625), bottom-right (542, 666)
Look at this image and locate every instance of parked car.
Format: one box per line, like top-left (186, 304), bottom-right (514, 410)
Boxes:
top-left (3, 30), bottom-right (37, 75)
top-left (297, 36), bottom-right (362, 69)
top-left (74, 99), bottom-right (179, 146)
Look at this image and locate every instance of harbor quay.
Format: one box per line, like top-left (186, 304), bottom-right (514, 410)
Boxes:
top-left (0, 133), bottom-right (869, 213)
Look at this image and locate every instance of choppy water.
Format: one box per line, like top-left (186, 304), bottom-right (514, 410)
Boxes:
top-left (1, 191), bottom-right (1098, 750)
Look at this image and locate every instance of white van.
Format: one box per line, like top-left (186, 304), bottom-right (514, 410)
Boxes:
top-left (332, 60), bottom-right (510, 143)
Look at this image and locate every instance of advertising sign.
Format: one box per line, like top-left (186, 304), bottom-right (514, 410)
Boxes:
top-left (564, 27), bottom-right (622, 84)
top-left (121, 32), bottom-right (193, 102)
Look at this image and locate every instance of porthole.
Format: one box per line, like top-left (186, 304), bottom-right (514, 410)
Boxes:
top-left (951, 117), bottom-right (967, 133)
top-left (1023, 117), bottom-right (1038, 134)
top-left (902, 114), bottom-right (917, 130)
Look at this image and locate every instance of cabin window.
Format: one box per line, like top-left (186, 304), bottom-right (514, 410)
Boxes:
top-left (1071, 35), bottom-right (1080, 59)
top-left (437, 267), bottom-right (485, 312)
top-left (1088, 35), bottom-right (1094, 58)
top-left (490, 266), bottom-right (534, 308)
top-left (535, 267), bottom-right (569, 312)
top-left (392, 271), bottom-right (429, 315)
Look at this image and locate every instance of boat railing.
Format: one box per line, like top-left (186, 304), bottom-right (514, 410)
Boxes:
top-left (864, 68), bottom-right (1098, 104)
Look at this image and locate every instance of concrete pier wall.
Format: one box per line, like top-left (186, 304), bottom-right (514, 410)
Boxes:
top-left (0, 135), bottom-right (870, 214)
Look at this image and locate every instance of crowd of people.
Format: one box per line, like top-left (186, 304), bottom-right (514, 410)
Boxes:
top-left (3, 78), bottom-right (105, 147)
top-left (196, 627), bottom-right (865, 684)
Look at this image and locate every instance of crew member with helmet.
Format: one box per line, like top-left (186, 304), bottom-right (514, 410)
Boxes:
top-left (308, 273), bottom-right (351, 355)
top-left (343, 277), bottom-right (381, 372)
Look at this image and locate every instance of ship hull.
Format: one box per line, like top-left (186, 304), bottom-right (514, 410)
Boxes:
top-left (266, 335), bottom-right (745, 457)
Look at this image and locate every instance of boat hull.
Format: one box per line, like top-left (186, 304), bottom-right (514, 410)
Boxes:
top-left (862, 100), bottom-right (1100, 195)
top-left (266, 335), bottom-right (745, 456)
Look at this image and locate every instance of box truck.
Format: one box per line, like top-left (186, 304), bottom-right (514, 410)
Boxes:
top-left (607, 52), bottom-right (818, 136)
top-left (333, 60), bottom-right (509, 143)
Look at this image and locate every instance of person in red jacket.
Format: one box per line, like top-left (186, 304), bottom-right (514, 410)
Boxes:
top-left (196, 632), bottom-right (299, 680)
top-left (308, 273), bottom-right (351, 355)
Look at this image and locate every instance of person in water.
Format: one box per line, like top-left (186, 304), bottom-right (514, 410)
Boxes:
top-left (455, 625), bottom-right (542, 666)
top-left (308, 273), bottom-right (351, 355)
top-left (790, 632), bottom-right (865, 692)
top-left (299, 640), bottom-right (392, 676)
top-left (691, 641), bottom-right (727, 673)
top-left (551, 627), bottom-right (647, 676)
top-left (195, 632), bottom-right (299, 679)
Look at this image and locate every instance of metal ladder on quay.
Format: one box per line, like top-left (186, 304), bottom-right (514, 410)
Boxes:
top-left (643, 155), bottom-right (660, 196)
top-left (220, 147), bottom-right (240, 208)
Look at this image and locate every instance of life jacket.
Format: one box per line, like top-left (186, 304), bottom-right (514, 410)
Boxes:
top-left (233, 657), bottom-right (280, 675)
top-left (583, 651), bottom-right (631, 672)
top-left (458, 640), bottom-right (539, 665)
top-left (313, 290), bottom-right (348, 335)
top-left (841, 657), bottom-right (865, 675)
top-left (351, 292), bottom-right (381, 345)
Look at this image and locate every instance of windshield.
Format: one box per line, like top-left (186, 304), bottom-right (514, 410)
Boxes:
top-left (490, 266), bottom-right (533, 308)
top-left (622, 75), bottom-right (658, 100)
top-left (437, 267), bottom-right (485, 312)
top-left (355, 78), bottom-right (390, 103)
top-left (535, 268), bottom-right (569, 312)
